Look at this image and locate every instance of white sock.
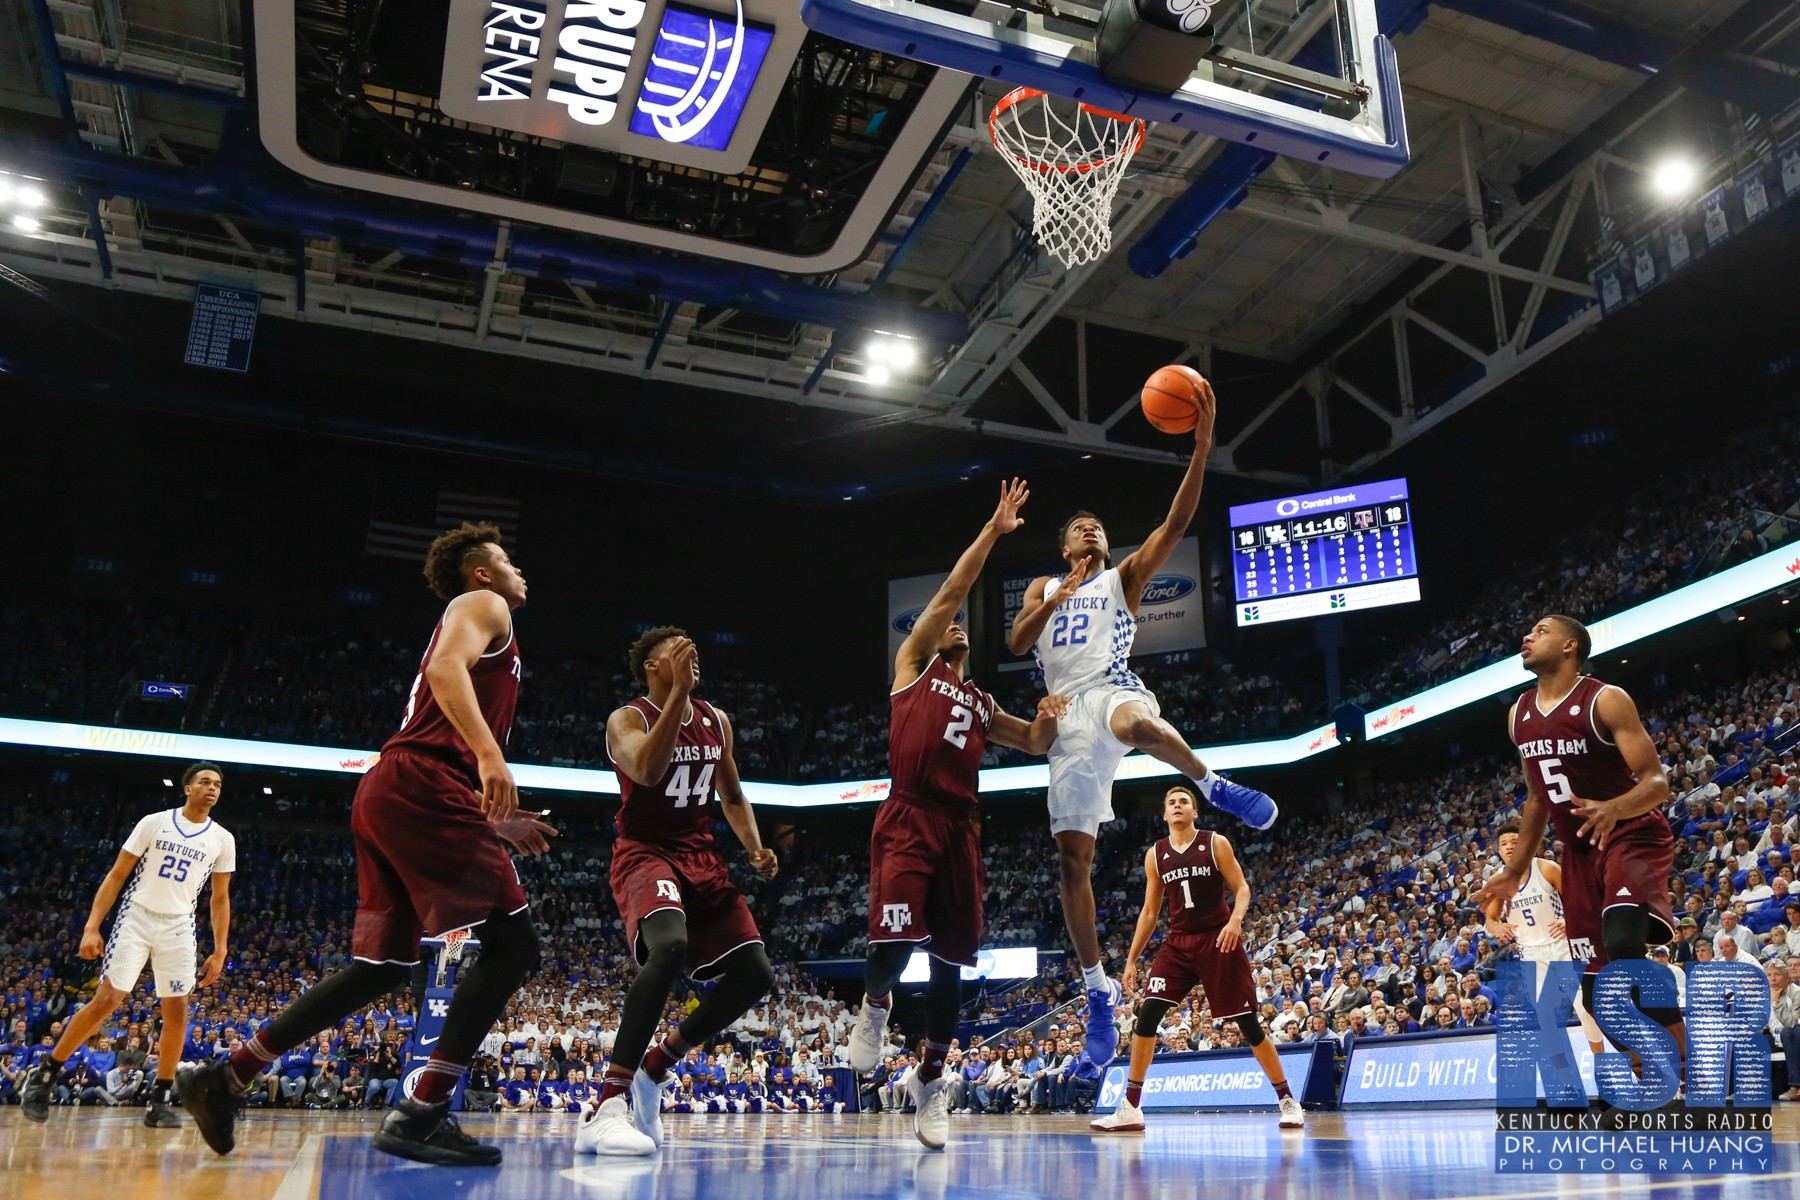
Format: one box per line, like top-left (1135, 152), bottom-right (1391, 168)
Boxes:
top-left (1081, 962), bottom-right (1108, 991)
top-left (1194, 768), bottom-right (1218, 799)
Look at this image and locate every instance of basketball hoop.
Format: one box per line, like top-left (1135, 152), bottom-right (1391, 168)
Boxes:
top-left (434, 929), bottom-right (472, 988)
top-left (988, 86), bottom-right (1146, 269)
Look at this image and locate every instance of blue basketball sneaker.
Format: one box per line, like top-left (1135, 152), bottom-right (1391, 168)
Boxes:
top-left (1080, 977), bottom-right (1121, 1072)
top-left (1205, 773), bottom-right (1278, 831)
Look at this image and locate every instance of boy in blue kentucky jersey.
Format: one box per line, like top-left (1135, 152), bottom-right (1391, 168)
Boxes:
top-left (1006, 396), bottom-right (1278, 1077)
top-left (20, 765), bottom-right (235, 1131)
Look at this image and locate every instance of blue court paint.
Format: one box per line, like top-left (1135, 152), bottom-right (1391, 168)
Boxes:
top-left (312, 1112), bottom-right (1800, 1200)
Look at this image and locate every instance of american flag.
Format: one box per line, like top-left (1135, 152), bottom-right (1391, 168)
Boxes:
top-left (365, 480), bottom-right (523, 561)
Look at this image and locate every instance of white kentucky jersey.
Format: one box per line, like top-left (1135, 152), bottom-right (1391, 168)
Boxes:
top-left (1031, 566), bottom-right (1143, 697)
top-left (120, 809), bottom-right (236, 916)
top-left (1505, 859), bottom-right (1564, 951)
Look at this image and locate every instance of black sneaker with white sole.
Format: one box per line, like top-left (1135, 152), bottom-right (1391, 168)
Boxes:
top-left (371, 1097), bottom-right (502, 1167)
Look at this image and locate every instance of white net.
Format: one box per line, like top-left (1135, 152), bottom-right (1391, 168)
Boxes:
top-left (989, 87), bottom-right (1146, 269)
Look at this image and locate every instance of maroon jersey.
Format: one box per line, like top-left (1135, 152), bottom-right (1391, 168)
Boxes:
top-left (1510, 675), bottom-right (1658, 853)
top-left (611, 696), bottom-right (726, 856)
top-left (1155, 830), bottom-right (1232, 932)
top-left (381, 610), bottom-right (520, 787)
top-left (888, 656), bottom-right (994, 813)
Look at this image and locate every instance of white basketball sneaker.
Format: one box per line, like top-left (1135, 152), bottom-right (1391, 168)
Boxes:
top-left (910, 1072), bottom-right (951, 1150)
top-left (630, 1069), bottom-right (673, 1145)
top-left (1089, 1099), bottom-right (1146, 1133)
top-left (848, 996), bottom-right (891, 1073)
top-left (1279, 1096), bottom-right (1305, 1129)
top-left (575, 1096), bottom-right (655, 1156)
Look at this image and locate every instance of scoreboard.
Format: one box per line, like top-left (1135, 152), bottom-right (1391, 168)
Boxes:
top-left (1227, 478), bottom-right (1420, 627)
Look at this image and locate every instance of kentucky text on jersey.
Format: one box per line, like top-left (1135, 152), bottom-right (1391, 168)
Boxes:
top-left (151, 839), bottom-right (208, 862)
top-left (1060, 596), bottom-right (1110, 611)
top-left (1516, 737), bottom-right (1588, 758)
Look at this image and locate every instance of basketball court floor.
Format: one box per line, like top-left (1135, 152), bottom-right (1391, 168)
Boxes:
top-left (4, 1108), bottom-right (1797, 1200)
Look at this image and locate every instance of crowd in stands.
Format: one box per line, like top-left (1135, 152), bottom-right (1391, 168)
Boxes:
top-left (5, 399), bottom-right (1793, 787)
top-left (4, 635), bottom-right (1799, 1114)
top-left (1344, 407), bottom-right (1800, 709)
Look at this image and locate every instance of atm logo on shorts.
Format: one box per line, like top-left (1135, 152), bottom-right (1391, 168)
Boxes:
top-left (1146, 977), bottom-right (1166, 994)
top-left (879, 903), bottom-right (912, 932)
top-left (656, 880), bottom-right (681, 902)
top-left (1141, 574), bottom-right (1197, 605)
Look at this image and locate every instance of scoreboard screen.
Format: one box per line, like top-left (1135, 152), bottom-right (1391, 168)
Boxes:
top-left (1227, 478), bottom-right (1419, 627)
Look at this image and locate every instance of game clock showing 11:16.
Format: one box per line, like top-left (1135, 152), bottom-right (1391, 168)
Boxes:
top-left (1227, 479), bottom-right (1420, 627)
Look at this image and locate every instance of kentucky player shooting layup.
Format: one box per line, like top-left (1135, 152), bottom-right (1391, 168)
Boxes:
top-left (578, 626), bottom-right (779, 1157)
top-left (849, 478), bottom-right (1067, 1150)
top-left (20, 762), bottom-right (234, 1129)
top-left (1091, 785), bottom-right (1303, 1134)
top-left (1472, 615), bottom-right (1681, 1062)
top-left (1482, 821), bottom-right (1605, 1058)
top-left (1006, 376), bottom-right (1278, 1072)
top-left (182, 522), bottom-right (556, 1168)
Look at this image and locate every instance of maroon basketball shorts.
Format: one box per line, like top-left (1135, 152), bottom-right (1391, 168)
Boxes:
top-left (1561, 820), bottom-right (1676, 972)
top-left (611, 839), bottom-right (762, 981)
top-left (1145, 930), bottom-right (1258, 1019)
top-left (349, 748), bottom-right (529, 964)
top-left (866, 798), bottom-right (984, 968)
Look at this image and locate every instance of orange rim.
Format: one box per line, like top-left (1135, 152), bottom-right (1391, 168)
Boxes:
top-left (988, 86), bottom-right (1146, 176)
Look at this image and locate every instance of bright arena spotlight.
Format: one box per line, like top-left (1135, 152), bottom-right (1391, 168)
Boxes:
top-left (4, 0), bottom-right (1800, 1195)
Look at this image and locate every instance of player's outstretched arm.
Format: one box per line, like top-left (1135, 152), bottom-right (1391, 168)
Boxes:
top-left (426, 588), bottom-right (518, 821)
top-left (1121, 846), bottom-right (1165, 998)
top-left (199, 871), bottom-right (231, 988)
top-left (1573, 686), bottom-right (1671, 849)
top-left (1117, 377), bottom-right (1217, 606)
top-left (896, 478), bottom-right (1029, 691)
top-left (713, 711), bottom-right (779, 879)
top-left (79, 850), bottom-right (141, 959)
top-left (987, 694), bottom-right (1071, 757)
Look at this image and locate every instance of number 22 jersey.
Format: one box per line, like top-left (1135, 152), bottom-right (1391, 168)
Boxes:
top-left (609, 696), bottom-right (726, 856)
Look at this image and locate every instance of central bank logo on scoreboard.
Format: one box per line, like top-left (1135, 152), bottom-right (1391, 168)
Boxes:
top-left (1494, 960), bottom-right (1772, 1176)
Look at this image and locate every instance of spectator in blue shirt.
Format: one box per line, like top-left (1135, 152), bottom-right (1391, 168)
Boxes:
top-left (498, 1065), bottom-right (537, 1112)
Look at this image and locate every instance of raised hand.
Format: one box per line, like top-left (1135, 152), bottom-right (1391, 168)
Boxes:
top-left (666, 637), bottom-right (700, 697)
top-left (1193, 374), bottom-right (1218, 446)
top-left (1047, 556), bottom-right (1093, 607)
top-left (991, 477), bottom-right (1029, 536)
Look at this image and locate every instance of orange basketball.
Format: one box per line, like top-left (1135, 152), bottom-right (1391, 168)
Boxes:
top-left (1141, 365), bottom-right (1206, 434)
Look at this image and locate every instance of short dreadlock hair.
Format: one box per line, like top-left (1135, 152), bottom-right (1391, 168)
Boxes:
top-left (627, 625), bottom-right (688, 684)
top-left (423, 522), bottom-right (504, 601)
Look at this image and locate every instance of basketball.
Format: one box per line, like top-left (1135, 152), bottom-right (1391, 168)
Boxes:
top-left (1141, 365), bottom-right (1207, 434)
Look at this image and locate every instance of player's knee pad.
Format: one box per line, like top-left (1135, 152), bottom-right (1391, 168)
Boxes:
top-left (470, 908), bottom-right (541, 980)
top-left (347, 958), bottom-right (413, 993)
top-left (1234, 1013), bottom-right (1265, 1047)
top-left (1599, 904), bottom-right (1651, 966)
top-left (1136, 997), bottom-right (1175, 1039)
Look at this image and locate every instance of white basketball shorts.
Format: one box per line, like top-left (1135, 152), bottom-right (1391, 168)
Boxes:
top-left (102, 904), bottom-right (197, 998)
top-left (1046, 684), bottom-right (1160, 837)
